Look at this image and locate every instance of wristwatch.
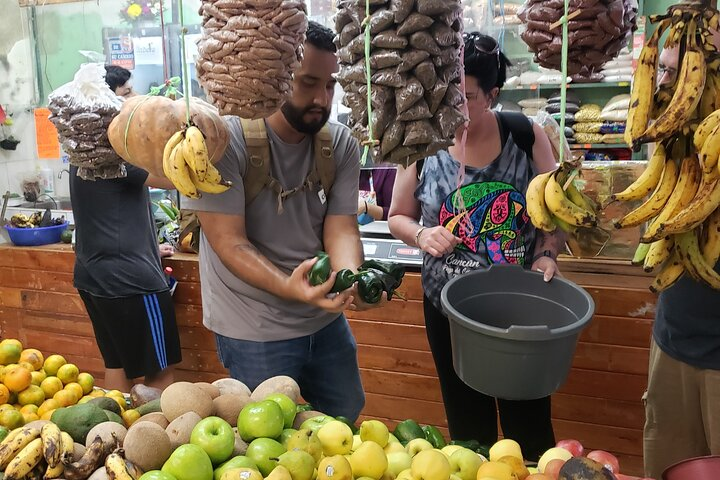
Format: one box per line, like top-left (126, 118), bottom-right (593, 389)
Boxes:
top-left (532, 250), bottom-right (555, 262)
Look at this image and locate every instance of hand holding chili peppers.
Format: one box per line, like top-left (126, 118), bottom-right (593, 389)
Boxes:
top-left (287, 256), bottom-right (353, 313)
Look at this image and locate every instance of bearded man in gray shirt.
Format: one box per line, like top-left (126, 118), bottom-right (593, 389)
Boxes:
top-left (186, 22), bottom-right (381, 420)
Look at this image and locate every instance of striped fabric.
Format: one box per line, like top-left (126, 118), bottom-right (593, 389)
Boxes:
top-left (143, 294), bottom-right (168, 370)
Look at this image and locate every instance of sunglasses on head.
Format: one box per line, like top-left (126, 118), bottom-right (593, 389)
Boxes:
top-left (463, 32), bottom-right (501, 68)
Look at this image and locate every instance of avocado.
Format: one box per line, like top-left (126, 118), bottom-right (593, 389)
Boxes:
top-left (105, 410), bottom-right (124, 425)
top-left (136, 398), bottom-right (161, 416)
top-left (51, 403), bottom-right (108, 443)
top-left (60, 228), bottom-right (73, 244)
top-left (88, 396), bottom-right (122, 415)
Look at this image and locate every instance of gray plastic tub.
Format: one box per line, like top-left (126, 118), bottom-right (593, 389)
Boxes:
top-left (440, 264), bottom-right (595, 400)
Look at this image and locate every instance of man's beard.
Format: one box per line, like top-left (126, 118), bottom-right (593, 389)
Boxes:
top-left (281, 102), bottom-right (330, 135)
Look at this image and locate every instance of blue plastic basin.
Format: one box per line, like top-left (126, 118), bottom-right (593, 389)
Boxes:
top-left (5, 222), bottom-right (69, 246)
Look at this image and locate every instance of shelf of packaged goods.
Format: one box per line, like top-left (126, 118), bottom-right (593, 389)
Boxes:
top-left (506, 82), bottom-right (631, 90)
top-left (569, 143), bottom-right (631, 149)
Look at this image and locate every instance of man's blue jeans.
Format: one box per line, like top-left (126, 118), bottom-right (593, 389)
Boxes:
top-left (214, 315), bottom-right (366, 421)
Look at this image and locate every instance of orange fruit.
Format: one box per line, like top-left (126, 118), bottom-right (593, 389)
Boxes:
top-left (21, 412), bottom-right (39, 423)
top-left (106, 393), bottom-right (127, 411)
top-left (4, 366), bottom-right (32, 393)
top-left (38, 399), bottom-right (60, 418)
top-left (77, 373), bottom-right (94, 395)
top-left (42, 355), bottom-right (66, 377)
top-left (0, 385), bottom-right (9, 405)
top-left (17, 385), bottom-right (45, 407)
top-left (0, 344), bottom-right (21, 365)
top-left (89, 388), bottom-right (105, 398)
top-left (19, 404), bottom-right (38, 415)
top-left (78, 395), bottom-right (93, 405)
top-left (122, 409), bottom-right (141, 428)
top-left (18, 362), bottom-right (36, 373)
top-left (40, 409), bottom-right (55, 421)
top-left (19, 349), bottom-right (44, 371)
top-left (53, 389), bottom-right (78, 407)
top-left (56, 364), bottom-right (79, 385)
top-left (64, 383), bottom-right (83, 400)
top-left (0, 403), bottom-right (14, 412)
top-left (0, 408), bottom-right (24, 429)
top-left (0, 339), bottom-right (22, 351)
top-left (30, 370), bottom-right (46, 386)
top-left (40, 377), bottom-right (63, 399)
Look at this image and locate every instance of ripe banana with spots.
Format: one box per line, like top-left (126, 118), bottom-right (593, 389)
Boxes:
top-left (164, 139), bottom-right (200, 199)
top-left (649, 249), bottom-right (686, 293)
top-left (0, 426), bottom-right (41, 470)
top-left (701, 207), bottom-right (720, 264)
top-left (63, 434), bottom-right (116, 480)
top-left (611, 144), bottom-right (666, 202)
top-left (693, 109), bottom-right (720, 153)
top-left (526, 171), bottom-right (557, 232)
top-left (544, 171), bottom-right (597, 228)
top-left (676, 229), bottom-right (720, 288)
top-left (644, 236), bottom-right (674, 272)
top-left (41, 422), bottom-right (62, 468)
top-left (614, 157), bottom-right (679, 229)
top-left (4, 437), bottom-right (44, 480)
top-left (625, 25), bottom-right (663, 146)
top-left (659, 178), bottom-right (720, 235)
top-left (44, 431), bottom-right (73, 479)
top-left (183, 126), bottom-right (210, 182)
top-left (105, 450), bottom-right (143, 480)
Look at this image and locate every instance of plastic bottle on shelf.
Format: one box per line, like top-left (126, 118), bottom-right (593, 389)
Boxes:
top-left (39, 166), bottom-right (54, 195)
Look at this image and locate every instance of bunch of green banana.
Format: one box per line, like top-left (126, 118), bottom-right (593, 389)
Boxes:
top-left (162, 125), bottom-right (232, 199)
top-left (526, 167), bottom-right (597, 233)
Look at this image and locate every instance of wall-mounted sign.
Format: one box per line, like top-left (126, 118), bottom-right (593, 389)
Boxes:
top-left (108, 36), bottom-right (135, 70)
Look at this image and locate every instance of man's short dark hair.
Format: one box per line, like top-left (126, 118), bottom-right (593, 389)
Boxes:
top-left (306, 21), bottom-right (336, 53)
top-left (105, 65), bottom-right (132, 92)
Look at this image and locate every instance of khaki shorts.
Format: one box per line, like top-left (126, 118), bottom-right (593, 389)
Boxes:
top-left (643, 338), bottom-right (720, 478)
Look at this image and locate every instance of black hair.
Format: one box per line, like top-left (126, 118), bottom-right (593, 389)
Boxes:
top-left (463, 32), bottom-right (512, 94)
top-left (104, 65), bottom-right (131, 92)
top-left (306, 20), bottom-right (337, 53)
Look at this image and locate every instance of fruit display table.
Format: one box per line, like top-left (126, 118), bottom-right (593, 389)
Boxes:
top-left (0, 244), bottom-right (654, 476)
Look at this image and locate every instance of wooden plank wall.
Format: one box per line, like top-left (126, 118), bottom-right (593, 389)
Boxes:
top-left (0, 246), bottom-right (654, 476)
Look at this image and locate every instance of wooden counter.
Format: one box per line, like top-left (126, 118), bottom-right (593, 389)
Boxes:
top-left (0, 244), bottom-right (654, 476)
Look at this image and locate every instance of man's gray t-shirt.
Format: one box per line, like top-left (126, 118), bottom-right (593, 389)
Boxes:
top-left (185, 117), bottom-right (361, 342)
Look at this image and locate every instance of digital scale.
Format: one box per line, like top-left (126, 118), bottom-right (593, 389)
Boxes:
top-left (359, 221), bottom-right (423, 267)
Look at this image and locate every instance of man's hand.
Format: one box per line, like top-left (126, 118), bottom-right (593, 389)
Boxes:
top-left (284, 258), bottom-right (355, 313)
top-left (418, 226), bottom-right (461, 257)
top-left (159, 244), bottom-right (175, 258)
top-left (349, 285), bottom-right (388, 311)
top-left (532, 256), bottom-right (560, 282)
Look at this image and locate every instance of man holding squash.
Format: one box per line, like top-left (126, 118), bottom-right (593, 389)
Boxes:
top-left (185, 22), bottom-right (379, 421)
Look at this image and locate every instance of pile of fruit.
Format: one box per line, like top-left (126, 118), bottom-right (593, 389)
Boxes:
top-left (7, 212), bottom-right (66, 229)
top-left (0, 369), bottom-right (649, 480)
top-left (613, 2), bottom-right (720, 291)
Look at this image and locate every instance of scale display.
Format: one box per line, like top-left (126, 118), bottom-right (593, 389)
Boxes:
top-left (361, 238), bottom-right (423, 266)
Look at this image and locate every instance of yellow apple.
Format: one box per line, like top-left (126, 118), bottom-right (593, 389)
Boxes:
top-left (352, 435), bottom-right (362, 452)
top-left (221, 467), bottom-right (264, 480)
top-left (286, 429), bottom-right (323, 462)
top-left (405, 438), bottom-right (434, 458)
top-left (386, 451), bottom-right (413, 477)
top-left (440, 445), bottom-right (464, 459)
top-left (410, 449), bottom-right (451, 480)
top-left (317, 455), bottom-right (353, 480)
top-left (537, 447), bottom-right (573, 473)
top-left (266, 466), bottom-right (293, 480)
top-left (318, 421), bottom-right (354, 456)
top-left (350, 441), bottom-right (388, 480)
top-left (396, 469), bottom-right (413, 480)
top-left (449, 448), bottom-right (483, 480)
top-left (489, 439), bottom-right (523, 462)
top-left (385, 442), bottom-right (406, 455)
top-left (388, 433), bottom-right (400, 444)
top-left (360, 420), bottom-right (390, 448)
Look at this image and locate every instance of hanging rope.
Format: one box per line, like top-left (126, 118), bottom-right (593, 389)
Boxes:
top-left (558, 0), bottom-right (569, 165)
top-left (361, 0), bottom-right (379, 165)
top-left (178, 0), bottom-right (192, 126)
top-left (159, 0), bottom-right (170, 82)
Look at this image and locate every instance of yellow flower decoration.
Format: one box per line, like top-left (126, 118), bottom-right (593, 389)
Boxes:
top-left (127, 3), bottom-right (142, 18)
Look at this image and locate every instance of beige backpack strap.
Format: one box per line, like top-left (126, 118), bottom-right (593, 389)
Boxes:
top-left (313, 124), bottom-right (335, 195)
top-left (240, 118), bottom-right (273, 206)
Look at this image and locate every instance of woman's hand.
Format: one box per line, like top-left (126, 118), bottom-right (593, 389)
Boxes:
top-left (417, 226), bottom-right (461, 257)
top-left (532, 256), bottom-right (560, 282)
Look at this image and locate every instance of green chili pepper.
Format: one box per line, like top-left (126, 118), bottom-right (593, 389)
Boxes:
top-left (360, 260), bottom-right (405, 288)
top-left (365, 268), bottom-right (400, 300)
top-left (422, 425), bottom-right (446, 449)
top-left (330, 269), bottom-right (357, 293)
top-left (357, 270), bottom-right (385, 304)
top-left (308, 251), bottom-right (332, 286)
top-left (449, 439), bottom-right (490, 458)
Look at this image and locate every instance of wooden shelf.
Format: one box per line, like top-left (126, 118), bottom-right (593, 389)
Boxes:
top-left (506, 82), bottom-right (630, 91)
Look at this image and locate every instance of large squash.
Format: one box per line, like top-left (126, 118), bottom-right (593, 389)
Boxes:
top-left (108, 95), bottom-right (229, 177)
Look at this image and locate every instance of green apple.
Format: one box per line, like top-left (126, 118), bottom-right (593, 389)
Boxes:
top-left (386, 451), bottom-right (412, 477)
top-left (219, 467), bottom-right (263, 480)
top-left (384, 442), bottom-right (405, 455)
top-left (238, 400), bottom-right (285, 442)
top-left (317, 420), bottom-right (354, 456)
top-left (299, 415), bottom-right (334, 433)
top-left (140, 472), bottom-right (178, 480)
top-left (286, 428), bottom-right (323, 462)
top-left (349, 441), bottom-right (388, 480)
top-left (266, 465), bottom-right (293, 480)
top-left (276, 450), bottom-right (316, 480)
top-left (411, 449), bottom-right (451, 480)
top-left (405, 438), bottom-right (434, 457)
top-left (450, 475), bottom-right (462, 480)
top-left (449, 448), bottom-right (483, 480)
top-left (359, 420), bottom-right (389, 448)
top-left (190, 416), bottom-right (235, 465)
top-left (246, 438), bottom-right (286, 476)
top-left (440, 445), bottom-right (463, 459)
top-left (214, 456), bottom-right (258, 480)
top-left (162, 444), bottom-right (213, 480)
top-left (279, 428), bottom-right (297, 448)
top-left (317, 455), bottom-right (353, 480)
top-left (265, 393), bottom-right (297, 429)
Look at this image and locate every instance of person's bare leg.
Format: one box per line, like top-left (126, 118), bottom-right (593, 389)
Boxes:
top-left (143, 366), bottom-right (175, 390)
top-left (104, 368), bottom-right (133, 392)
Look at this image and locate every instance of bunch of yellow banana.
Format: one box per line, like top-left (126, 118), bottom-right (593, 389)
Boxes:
top-left (105, 449), bottom-right (144, 480)
top-left (526, 167), bottom-right (598, 234)
top-left (162, 125), bottom-right (232, 199)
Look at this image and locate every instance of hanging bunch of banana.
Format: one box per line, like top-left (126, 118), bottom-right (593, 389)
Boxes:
top-left (162, 125), bottom-right (232, 199)
top-left (527, 164), bottom-right (599, 235)
top-left (614, 1), bottom-right (720, 292)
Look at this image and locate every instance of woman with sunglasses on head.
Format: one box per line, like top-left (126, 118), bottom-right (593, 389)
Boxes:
top-left (388, 32), bottom-right (564, 461)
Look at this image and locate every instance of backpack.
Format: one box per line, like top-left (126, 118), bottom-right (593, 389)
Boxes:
top-left (416, 111), bottom-right (535, 179)
top-left (240, 119), bottom-right (335, 209)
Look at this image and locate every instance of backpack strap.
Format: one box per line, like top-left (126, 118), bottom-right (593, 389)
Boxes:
top-left (240, 118), bottom-right (273, 207)
top-left (312, 124), bottom-right (335, 195)
top-left (498, 111), bottom-right (535, 161)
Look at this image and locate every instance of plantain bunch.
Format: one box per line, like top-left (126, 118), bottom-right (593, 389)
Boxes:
top-left (162, 125), bottom-right (232, 199)
top-left (615, 1), bottom-right (720, 292)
